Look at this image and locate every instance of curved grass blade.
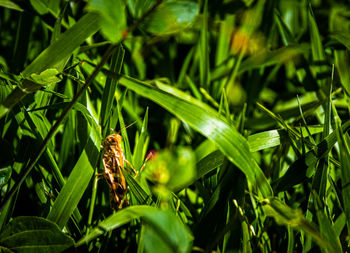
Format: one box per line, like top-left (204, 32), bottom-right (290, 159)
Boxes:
top-left (109, 74), bottom-right (273, 197)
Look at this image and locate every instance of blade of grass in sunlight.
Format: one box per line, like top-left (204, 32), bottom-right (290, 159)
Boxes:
top-left (113, 74), bottom-right (273, 197)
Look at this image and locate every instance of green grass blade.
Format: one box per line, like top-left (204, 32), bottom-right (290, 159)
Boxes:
top-left (47, 135), bottom-right (100, 228)
top-left (262, 197), bottom-right (335, 252)
top-left (273, 120), bottom-right (350, 192)
top-left (0, 12), bottom-right (101, 118)
top-left (132, 108), bottom-right (149, 170)
top-left (100, 44), bottom-right (125, 134)
top-left (199, 0), bottom-right (209, 89)
top-left (313, 192), bottom-right (342, 253)
top-left (114, 74), bottom-right (273, 197)
top-left (211, 45), bottom-right (308, 82)
top-left (0, 0), bottom-right (23, 11)
top-left (308, 4), bottom-right (327, 87)
top-left (335, 119), bottom-right (350, 234)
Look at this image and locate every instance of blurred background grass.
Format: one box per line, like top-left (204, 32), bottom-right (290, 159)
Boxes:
top-left (1, 0), bottom-right (350, 252)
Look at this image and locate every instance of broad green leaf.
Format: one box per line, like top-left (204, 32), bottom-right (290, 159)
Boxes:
top-left (110, 73), bottom-right (273, 197)
top-left (142, 209), bottom-right (193, 253)
top-left (0, 216), bottom-right (74, 253)
top-left (77, 205), bottom-right (193, 253)
top-left (0, 0), bottom-right (23, 11)
top-left (30, 68), bottom-right (61, 86)
top-left (142, 0), bottom-right (199, 35)
top-left (87, 0), bottom-right (126, 42)
top-left (248, 130), bottom-right (286, 152)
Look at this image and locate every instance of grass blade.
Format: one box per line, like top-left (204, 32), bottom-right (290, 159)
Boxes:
top-left (113, 74), bottom-right (273, 197)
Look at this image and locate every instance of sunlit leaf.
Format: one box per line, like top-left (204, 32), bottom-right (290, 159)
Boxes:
top-left (142, 0), bottom-right (199, 35)
top-left (87, 0), bottom-right (126, 42)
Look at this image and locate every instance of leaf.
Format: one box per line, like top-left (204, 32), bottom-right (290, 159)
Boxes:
top-left (335, 119), bottom-right (350, 233)
top-left (22, 12), bottom-right (101, 77)
top-left (47, 136), bottom-right (100, 228)
top-left (142, 0), bottom-right (199, 35)
top-left (111, 73), bottom-right (272, 197)
top-left (0, 12), bottom-right (101, 118)
top-left (329, 8), bottom-right (350, 95)
top-left (87, 0), bottom-right (126, 42)
top-left (0, 216), bottom-right (74, 253)
top-left (142, 209), bottom-right (193, 253)
top-left (211, 45), bottom-right (308, 81)
top-left (0, 166), bottom-right (11, 188)
top-left (313, 192), bottom-right (342, 253)
top-left (330, 32), bottom-right (350, 51)
top-left (273, 120), bottom-right (350, 192)
top-left (179, 150), bottom-right (224, 191)
top-left (100, 44), bottom-right (125, 131)
top-left (29, 0), bottom-right (48, 15)
top-left (77, 205), bottom-right (193, 253)
top-left (144, 147), bottom-right (196, 192)
top-left (248, 130), bottom-right (286, 152)
top-left (0, 0), bottom-right (23, 11)
top-left (261, 197), bottom-right (334, 252)
top-left (30, 69), bottom-right (61, 86)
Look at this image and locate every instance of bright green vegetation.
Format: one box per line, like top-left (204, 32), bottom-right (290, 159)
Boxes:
top-left (1, 0), bottom-right (350, 252)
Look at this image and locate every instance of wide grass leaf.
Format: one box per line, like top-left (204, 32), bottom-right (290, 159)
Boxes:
top-left (113, 74), bottom-right (273, 197)
top-left (0, 216), bottom-right (74, 253)
top-left (247, 126), bottom-right (323, 152)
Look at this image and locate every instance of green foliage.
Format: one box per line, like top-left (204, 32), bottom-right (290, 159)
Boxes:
top-left (0, 216), bottom-right (74, 252)
top-left (1, 0), bottom-right (350, 252)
